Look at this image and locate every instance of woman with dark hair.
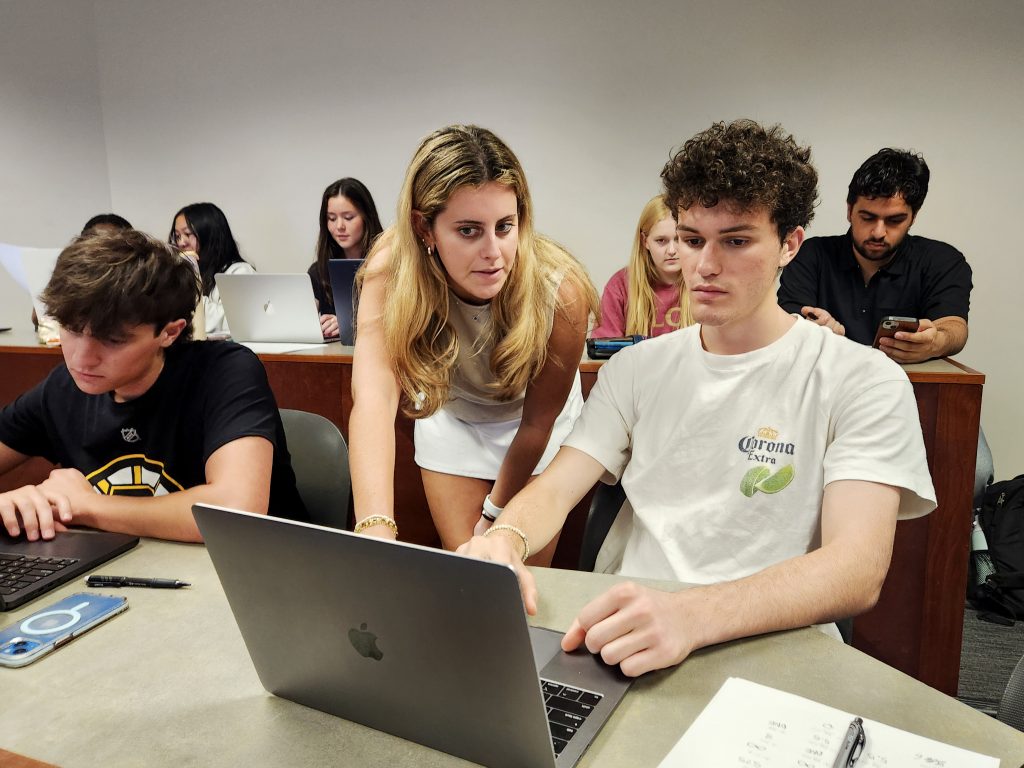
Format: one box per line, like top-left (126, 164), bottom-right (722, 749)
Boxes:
top-left (307, 178), bottom-right (383, 339)
top-left (169, 202), bottom-right (253, 336)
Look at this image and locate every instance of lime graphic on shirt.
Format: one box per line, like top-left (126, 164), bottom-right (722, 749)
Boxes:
top-left (755, 464), bottom-right (795, 494)
top-left (740, 466), bottom-right (772, 497)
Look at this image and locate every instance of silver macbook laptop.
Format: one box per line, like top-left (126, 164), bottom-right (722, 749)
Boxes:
top-left (193, 505), bottom-right (632, 768)
top-left (326, 258), bottom-right (362, 346)
top-left (215, 273), bottom-right (326, 343)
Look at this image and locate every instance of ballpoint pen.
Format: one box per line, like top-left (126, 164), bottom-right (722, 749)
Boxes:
top-left (831, 716), bottom-right (866, 768)
top-left (86, 575), bottom-right (191, 589)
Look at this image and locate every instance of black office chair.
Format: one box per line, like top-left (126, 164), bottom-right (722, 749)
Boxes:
top-left (577, 480), bottom-right (855, 644)
top-left (279, 409), bottom-right (351, 530)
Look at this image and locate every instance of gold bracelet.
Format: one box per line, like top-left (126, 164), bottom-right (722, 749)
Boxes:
top-left (484, 524), bottom-right (530, 563)
top-left (354, 514), bottom-right (398, 536)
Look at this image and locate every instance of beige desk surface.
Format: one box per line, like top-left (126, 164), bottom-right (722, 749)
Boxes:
top-left (0, 539), bottom-right (1020, 767)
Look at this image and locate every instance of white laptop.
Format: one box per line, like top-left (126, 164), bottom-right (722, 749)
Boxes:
top-left (192, 504), bottom-right (633, 768)
top-left (215, 273), bottom-right (326, 344)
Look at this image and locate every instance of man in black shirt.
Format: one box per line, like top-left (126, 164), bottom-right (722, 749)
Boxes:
top-left (777, 149), bottom-right (971, 363)
top-left (0, 230), bottom-right (306, 542)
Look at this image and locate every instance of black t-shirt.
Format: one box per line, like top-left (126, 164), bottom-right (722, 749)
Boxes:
top-left (777, 232), bottom-right (972, 346)
top-left (307, 263), bottom-right (336, 316)
top-left (0, 341), bottom-right (307, 522)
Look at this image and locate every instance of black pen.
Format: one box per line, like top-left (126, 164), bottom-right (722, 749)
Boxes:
top-left (831, 716), bottom-right (866, 768)
top-left (86, 575), bottom-right (191, 589)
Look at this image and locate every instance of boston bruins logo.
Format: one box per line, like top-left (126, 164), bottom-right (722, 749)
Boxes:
top-left (86, 454), bottom-right (184, 497)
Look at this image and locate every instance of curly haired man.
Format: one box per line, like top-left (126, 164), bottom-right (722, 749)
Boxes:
top-left (459, 120), bottom-right (936, 676)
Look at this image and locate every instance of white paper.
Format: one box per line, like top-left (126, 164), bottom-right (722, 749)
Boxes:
top-left (0, 243), bottom-right (61, 320)
top-left (237, 341), bottom-right (327, 354)
top-left (660, 678), bottom-right (998, 768)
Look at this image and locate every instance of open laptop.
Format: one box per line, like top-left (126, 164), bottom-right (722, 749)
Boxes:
top-left (0, 530), bottom-right (139, 610)
top-left (193, 505), bottom-right (633, 768)
top-left (215, 273), bottom-right (326, 344)
top-left (326, 258), bottom-right (363, 346)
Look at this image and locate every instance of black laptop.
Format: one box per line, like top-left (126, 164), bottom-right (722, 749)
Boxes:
top-left (0, 530), bottom-right (139, 610)
top-left (327, 258), bottom-right (363, 346)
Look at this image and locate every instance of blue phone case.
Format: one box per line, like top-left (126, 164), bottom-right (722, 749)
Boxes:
top-left (0, 592), bottom-right (128, 668)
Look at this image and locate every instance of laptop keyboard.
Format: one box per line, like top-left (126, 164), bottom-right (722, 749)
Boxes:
top-left (541, 679), bottom-right (603, 757)
top-left (0, 554), bottom-right (78, 597)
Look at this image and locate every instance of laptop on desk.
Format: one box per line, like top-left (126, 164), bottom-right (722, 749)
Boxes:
top-left (193, 505), bottom-right (633, 768)
top-left (215, 273), bottom-right (326, 344)
top-left (0, 529), bottom-right (139, 610)
top-left (327, 258), bottom-right (363, 346)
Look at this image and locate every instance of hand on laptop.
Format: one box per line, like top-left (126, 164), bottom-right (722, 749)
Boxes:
top-left (0, 482), bottom-right (73, 541)
top-left (561, 581), bottom-right (691, 677)
top-left (320, 314), bottom-right (339, 339)
top-left (457, 534), bottom-right (539, 615)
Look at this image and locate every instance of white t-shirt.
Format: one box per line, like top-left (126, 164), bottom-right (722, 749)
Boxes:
top-left (564, 319), bottom-right (936, 585)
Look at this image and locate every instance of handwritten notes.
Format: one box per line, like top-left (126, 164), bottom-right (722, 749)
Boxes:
top-left (658, 678), bottom-right (998, 768)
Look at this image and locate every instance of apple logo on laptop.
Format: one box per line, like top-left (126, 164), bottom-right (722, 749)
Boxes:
top-left (263, 300), bottom-right (275, 315)
top-left (348, 622), bottom-right (383, 661)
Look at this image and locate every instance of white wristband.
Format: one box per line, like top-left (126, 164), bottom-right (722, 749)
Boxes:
top-left (481, 494), bottom-right (503, 522)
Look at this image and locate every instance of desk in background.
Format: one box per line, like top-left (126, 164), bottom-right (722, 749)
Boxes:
top-left (0, 539), bottom-right (1018, 768)
top-left (0, 332), bottom-right (984, 696)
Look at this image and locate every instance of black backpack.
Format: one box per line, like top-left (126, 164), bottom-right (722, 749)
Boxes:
top-left (969, 474), bottom-right (1024, 623)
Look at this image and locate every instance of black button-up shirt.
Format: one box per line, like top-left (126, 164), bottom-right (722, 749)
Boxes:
top-left (777, 231), bottom-right (972, 346)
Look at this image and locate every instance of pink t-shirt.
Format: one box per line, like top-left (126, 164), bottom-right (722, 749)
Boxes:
top-left (591, 268), bottom-right (683, 338)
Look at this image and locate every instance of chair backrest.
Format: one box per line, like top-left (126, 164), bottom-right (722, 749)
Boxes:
top-left (998, 651), bottom-right (1024, 731)
top-left (279, 409), bottom-right (351, 529)
top-left (578, 482), bottom-right (628, 573)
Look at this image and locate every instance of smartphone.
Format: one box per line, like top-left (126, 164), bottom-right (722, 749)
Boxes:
top-left (872, 316), bottom-right (919, 348)
top-left (0, 592), bottom-right (127, 668)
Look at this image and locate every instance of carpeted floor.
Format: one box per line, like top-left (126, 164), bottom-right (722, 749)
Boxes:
top-left (959, 604), bottom-right (1024, 717)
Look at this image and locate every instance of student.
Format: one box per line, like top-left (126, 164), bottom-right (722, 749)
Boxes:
top-left (308, 178), bottom-right (384, 340)
top-left (0, 230), bottom-right (306, 542)
top-left (590, 195), bottom-right (692, 338)
top-left (169, 202), bottom-right (254, 337)
top-left (350, 125), bottom-right (598, 561)
top-left (459, 120), bottom-right (935, 676)
top-left (81, 213), bottom-right (132, 237)
top-left (777, 148), bottom-right (971, 363)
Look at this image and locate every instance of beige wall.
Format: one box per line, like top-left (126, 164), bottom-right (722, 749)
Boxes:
top-left (2, 0), bottom-right (1021, 476)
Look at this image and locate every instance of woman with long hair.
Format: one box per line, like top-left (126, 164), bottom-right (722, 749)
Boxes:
top-left (169, 202), bottom-right (253, 336)
top-left (590, 194), bottom-right (692, 338)
top-left (350, 125), bottom-right (599, 563)
top-left (307, 178), bottom-right (383, 339)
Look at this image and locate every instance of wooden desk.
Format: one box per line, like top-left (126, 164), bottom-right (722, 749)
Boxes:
top-left (0, 539), bottom-right (1018, 767)
top-left (0, 332), bottom-right (984, 696)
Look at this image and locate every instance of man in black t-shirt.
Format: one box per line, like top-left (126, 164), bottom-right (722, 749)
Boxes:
top-left (777, 148), bottom-right (971, 363)
top-left (0, 230), bottom-right (306, 542)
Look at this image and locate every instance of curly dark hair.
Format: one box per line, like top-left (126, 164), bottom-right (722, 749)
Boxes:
top-left (661, 119), bottom-right (818, 240)
top-left (846, 148), bottom-right (929, 213)
top-left (42, 229), bottom-right (200, 344)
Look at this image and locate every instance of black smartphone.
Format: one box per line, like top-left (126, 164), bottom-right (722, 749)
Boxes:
top-left (872, 316), bottom-right (919, 348)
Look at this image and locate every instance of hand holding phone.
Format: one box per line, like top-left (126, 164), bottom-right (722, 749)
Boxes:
top-left (872, 316), bottom-right (919, 348)
top-left (0, 592), bottom-right (127, 667)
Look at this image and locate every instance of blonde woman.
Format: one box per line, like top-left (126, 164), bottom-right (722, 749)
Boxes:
top-left (590, 195), bottom-right (692, 338)
top-left (350, 125), bottom-right (598, 563)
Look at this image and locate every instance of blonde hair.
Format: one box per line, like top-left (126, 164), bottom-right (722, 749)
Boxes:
top-left (625, 195), bottom-right (693, 336)
top-left (370, 125), bottom-right (598, 418)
